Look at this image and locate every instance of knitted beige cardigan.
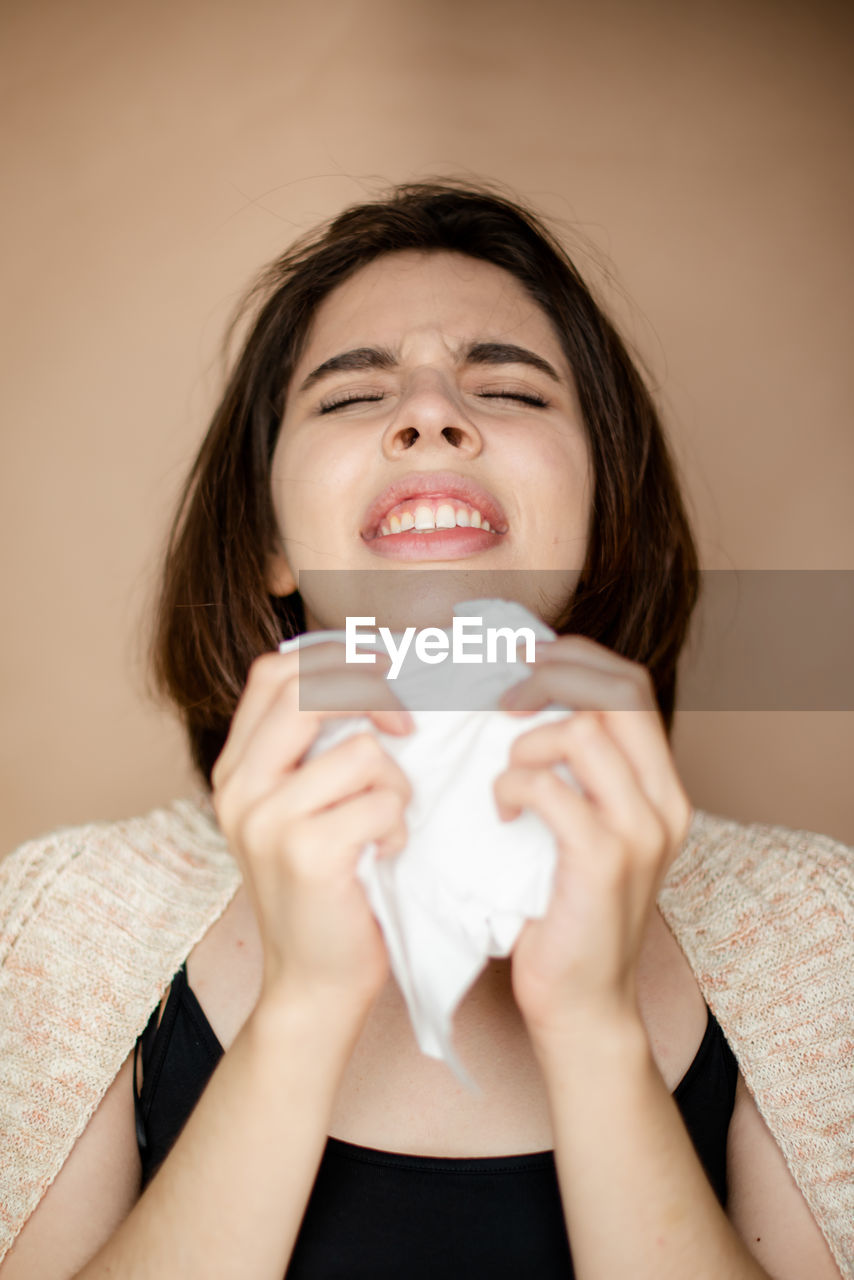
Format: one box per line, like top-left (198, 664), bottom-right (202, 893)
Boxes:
top-left (1, 798), bottom-right (853, 1274)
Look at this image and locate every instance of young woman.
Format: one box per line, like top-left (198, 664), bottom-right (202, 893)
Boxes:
top-left (1, 183), bottom-right (851, 1279)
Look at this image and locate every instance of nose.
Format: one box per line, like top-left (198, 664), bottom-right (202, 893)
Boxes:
top-left (381, 372), bottom-right (483, 460)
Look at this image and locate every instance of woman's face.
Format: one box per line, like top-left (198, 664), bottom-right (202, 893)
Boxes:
top-left (268, 250), bottom-right (592, 632)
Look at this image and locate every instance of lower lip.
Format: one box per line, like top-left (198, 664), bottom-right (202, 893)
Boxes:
top-left (363, 526), bottom-right (504, 561)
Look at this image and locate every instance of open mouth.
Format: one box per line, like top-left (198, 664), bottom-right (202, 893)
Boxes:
top-left (361, 471), bottom-right (509, 543)
top-left (375, 497), bottom-right (497, 537)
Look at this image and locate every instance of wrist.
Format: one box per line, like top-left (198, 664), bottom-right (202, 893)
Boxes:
top-left (248, 979), bottom-right (375, 1069)
top-left (528, 997), bottom-right (651, 1083)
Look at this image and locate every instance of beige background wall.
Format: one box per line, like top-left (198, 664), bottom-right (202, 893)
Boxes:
top-left (2, 0), bottom-right (852, 853)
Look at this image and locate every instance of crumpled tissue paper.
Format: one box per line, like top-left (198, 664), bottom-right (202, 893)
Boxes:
top-left (279, 598), bottom-right (577, 1085)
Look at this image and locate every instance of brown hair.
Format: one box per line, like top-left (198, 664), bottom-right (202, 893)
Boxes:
top-left (149, 180), bottom-right (700, 784)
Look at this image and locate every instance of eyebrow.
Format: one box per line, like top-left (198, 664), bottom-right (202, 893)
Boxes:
top-left (464, 342), bottom-right (561, 384)
top-left (297, 340), bottom-right (562, 393)
top-left (298, 347), bottom-right (397, 392)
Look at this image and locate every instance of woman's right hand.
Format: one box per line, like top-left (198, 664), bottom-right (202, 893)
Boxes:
top-left (210, 642), bottom-right (414, 1021)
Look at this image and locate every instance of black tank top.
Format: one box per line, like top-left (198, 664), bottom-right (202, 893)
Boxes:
top-left (134, 963), bottom-right (738, 1279)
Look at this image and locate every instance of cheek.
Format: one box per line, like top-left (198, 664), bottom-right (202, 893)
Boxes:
top-left (554, 434), bottom-right (592, 506)
top-left (270, 434), bottom-right (319, 546)
top-left (271, 432), bottom-right (365, 543)
top-left (523, 438), bottom-right (592, 564)
top-left (510, 433), bottom-right (591, 509)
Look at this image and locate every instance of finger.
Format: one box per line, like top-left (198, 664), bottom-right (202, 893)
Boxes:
top-left (213, 650), bottom-right (302, 785)
top-left (502, 658), bottom-right (655, 716)
top-left (511, 704), bottom-right (688, 835)
top-left (501, 637), bottom-right (636, 720)
top-left (494, 764), bottom-right (602, 853)
top-left (507, 714), bottom-right (666, 849)
top-left (295, 667), bottom-right (407, 718)
top-left (292, 668), bottom-right (414, 740)
top-left (278, 732), bottom-right (412, 824)
top-left (500, 661), bottom-right (683, 818)
top-left (215, 657), bottom-right (410, 791)
top-left (310, 785), bottom-right (409, 867)
top-left (248, 782), bottom-right (409, 874)
top-left (216, 668), bottom-right (410, 811)
top-left (214, 643), bottom-right (376, 782)
top-left (494, 765), bottom-right (651, 907)
top-left (533, 634), bottom-right (638, 673)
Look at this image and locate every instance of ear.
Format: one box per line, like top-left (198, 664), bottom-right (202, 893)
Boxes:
top-left (265, 547), bottom-right (297, 597)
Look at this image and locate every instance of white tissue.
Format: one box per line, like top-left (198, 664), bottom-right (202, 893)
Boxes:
top-left (279, 599), bottom-right (577, 1085)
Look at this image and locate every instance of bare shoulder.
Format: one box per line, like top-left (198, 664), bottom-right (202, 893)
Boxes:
top-left (727, 1072), bottom-right (843, 1280)
top-left (0, 1052), bottom-right (140, 1279)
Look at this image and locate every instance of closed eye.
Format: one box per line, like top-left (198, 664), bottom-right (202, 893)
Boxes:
top-left (318, 392), bottom-right (386, 414)
top-left (477, 390), bottom-right (549, 407)
top-left (318, 388), bottom-right (550, 414)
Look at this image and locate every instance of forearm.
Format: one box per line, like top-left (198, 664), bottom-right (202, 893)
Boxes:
top-left (537, 1010), bottom-right (769, 1280)
top-left (76, 989), bottom-right (367, 1280)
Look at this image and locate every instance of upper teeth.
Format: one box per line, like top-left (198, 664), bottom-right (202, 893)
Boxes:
top-left (378, 501), bottom-right (494, 537)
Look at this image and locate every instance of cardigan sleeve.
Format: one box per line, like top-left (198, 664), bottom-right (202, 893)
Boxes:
top-left (0, 797), bottom-right (240, 1263)
top-left (658, 809), bottom-right (854, 1279)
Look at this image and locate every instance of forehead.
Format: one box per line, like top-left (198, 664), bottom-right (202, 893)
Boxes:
top-left (295, 250), bottom-right (566, 371)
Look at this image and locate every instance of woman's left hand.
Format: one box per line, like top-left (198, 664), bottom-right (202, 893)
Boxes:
top-left (494, 635), bottom-right (694, 1049)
